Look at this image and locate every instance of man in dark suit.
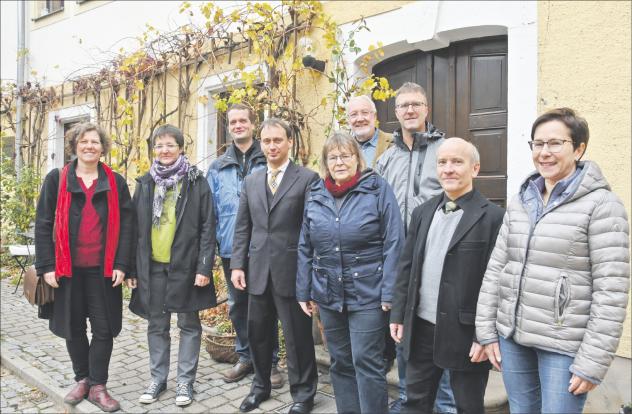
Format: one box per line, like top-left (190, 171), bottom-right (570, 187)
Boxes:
top-left (389, 137), bottom-right (504, 413)
top-left (231, 118), bottom-right (319, 414)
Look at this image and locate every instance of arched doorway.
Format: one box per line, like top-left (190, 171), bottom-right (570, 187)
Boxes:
top-left (374, 36), bottom-right (508, 206)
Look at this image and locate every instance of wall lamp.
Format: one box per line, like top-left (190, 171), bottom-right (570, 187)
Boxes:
top-left (298, 36), bottom-right (326, 73)
top-left (302, 55), bottom-right (326, 72)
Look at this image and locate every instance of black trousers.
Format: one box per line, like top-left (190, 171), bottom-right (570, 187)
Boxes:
top-left (247, 279), bottom-right (318, 402)
top-left (66, 267), bottom-right (113, 385)
top-left (403, 317), bottom-right (488, 414)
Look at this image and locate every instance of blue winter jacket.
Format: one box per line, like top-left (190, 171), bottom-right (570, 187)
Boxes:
top-left (296, 170), bottom-right (404, 311)
top-left (206, 142), bottom-right (266, 258)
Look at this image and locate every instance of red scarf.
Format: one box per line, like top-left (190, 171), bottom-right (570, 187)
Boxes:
top-left (325, 171), bottom-right (361, 197)
top-left (55, 162), bottom-right (120, 278)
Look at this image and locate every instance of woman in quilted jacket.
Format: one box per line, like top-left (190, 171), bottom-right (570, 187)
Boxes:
top-left (475, 108), bottom-right (629, 413)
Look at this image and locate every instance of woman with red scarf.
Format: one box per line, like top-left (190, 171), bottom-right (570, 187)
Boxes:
top-left (34, 123), bottom-right (134, 412)
top-left (296, 132), bottom-right (404, 413)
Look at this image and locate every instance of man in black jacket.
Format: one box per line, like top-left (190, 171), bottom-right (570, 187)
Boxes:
top-left (389, 137), bottom-right (504, 413)
top-left (231, 118), bottom-right (319, 414)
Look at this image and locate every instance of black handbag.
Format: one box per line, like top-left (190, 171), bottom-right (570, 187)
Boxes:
top-left (23, 265), bottom-right (55, 305)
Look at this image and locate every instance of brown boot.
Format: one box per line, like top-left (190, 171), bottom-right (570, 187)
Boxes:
top-left (87, 384), bottom-right (120, 412)
top-left (222, 360), bottom-right (253, 383)
top-left (64, 378), bottom-right (90, 405)
top-left (270, 366), bottom-right (285, 389)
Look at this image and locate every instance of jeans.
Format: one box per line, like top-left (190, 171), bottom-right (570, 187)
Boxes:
top-left (435, 371), bottom-right (457, 413)
top-left (221, 258), bottom-right (279, 365)
top-left (148, 261), bottom-right (202, 384)
top-left (499, 336), bottom-right (588, 414)
top-left (319, 306), bottom-right (388, 414)
top-left (66, 267), bottom-right (113, 385)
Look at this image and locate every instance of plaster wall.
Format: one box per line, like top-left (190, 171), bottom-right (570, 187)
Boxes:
top-left (26, 1), bottom-right (245, 84)
top-left (0, 0), bottom-right (19, 82)
top-left (538, 0), bottom-right (632, 359)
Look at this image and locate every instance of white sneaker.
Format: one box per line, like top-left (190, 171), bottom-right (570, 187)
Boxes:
top-left (139, 382), bottom-right (166, 404)
top-left (175, 382), bottom-right (193, 407)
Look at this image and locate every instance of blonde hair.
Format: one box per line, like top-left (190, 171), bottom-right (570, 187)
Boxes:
top-left (319, 132), bottom-right (366, 178)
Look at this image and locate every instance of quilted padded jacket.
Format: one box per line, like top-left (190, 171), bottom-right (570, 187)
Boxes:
top-left (476, 161), bottom-right (629, 383)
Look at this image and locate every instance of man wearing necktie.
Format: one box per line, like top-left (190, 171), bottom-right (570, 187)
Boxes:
top-left (231, 118), bottom-right (319, 414)
top-left (389, 138), bottom-right (505, 413)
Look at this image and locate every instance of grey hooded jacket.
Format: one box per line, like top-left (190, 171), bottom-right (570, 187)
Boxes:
top-left (375, 123), bottom-right (445, 230)
top-left (476, 161), bottom-right (630, 383)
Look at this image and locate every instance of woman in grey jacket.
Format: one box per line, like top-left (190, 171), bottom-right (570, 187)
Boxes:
top-left (475, 108), bottom-right (629, 413)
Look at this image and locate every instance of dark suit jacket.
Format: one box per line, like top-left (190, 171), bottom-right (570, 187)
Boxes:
top-left (231, 161), bottom-right (319, 297)
top-left (390, 189), bottom-right (504, 371)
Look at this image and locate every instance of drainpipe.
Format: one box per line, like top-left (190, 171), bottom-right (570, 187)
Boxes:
top-left (15, 0), bottom-right (26, 177)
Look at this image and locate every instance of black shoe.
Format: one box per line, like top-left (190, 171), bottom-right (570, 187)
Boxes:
top-left (239, 393), bottom-right (269, 412)
top-left (288, 400), bottom-right (314, 414)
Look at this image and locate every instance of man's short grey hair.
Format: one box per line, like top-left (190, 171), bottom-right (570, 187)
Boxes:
top-left (442, 137), bottom-right (480, 164)
top-left (345, 95), bottom-right (377, 115)
top-left (395, 82), bottom-right (428, 101)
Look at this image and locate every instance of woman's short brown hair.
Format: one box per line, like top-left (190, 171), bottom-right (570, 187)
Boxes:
top-left (65, 122), bottom-right (111, 156)
top-left (319, 132), bottom-right (367, 178)
top-left (531, 107), bottom-right (589, 152)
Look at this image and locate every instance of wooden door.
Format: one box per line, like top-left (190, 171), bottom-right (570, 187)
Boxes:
top-left (373, 36), bottom-right (508, 206)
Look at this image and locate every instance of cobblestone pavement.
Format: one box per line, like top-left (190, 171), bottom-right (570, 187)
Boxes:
top-left (1, 365), bottom-right (57, 413)
top-left (1, 278), bottom-right (337, 413)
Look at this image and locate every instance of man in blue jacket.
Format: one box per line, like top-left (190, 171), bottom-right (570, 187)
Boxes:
top-left (206, 104), bottom-right (283, 387)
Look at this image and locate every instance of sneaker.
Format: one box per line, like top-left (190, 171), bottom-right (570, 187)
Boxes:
top-left (389, 397), bottom-right (403, 414)
top-left (175, 382), bottom-right (193, 407)
top-left (139, 381), bottom-right (166, 404)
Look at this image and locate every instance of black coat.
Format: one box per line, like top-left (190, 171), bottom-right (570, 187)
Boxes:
top-left (34, 161), bottom-right (135, 339)
top-left (129, 168), bottom-right (216, 318)
top-left (231, 162), bottom-right (319, 297)
top-left (390, 189), bottom-right (504, 370)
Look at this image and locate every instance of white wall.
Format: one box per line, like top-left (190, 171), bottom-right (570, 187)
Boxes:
top-left (1, 0), bottom-right (19, 82)
top-left (340, 0), bottom-right (538, 195)
top-left (26, 1), bottom-right (246, 84)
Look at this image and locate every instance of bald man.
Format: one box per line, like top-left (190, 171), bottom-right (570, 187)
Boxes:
top-left (389, 138), bottom-right (504, 413)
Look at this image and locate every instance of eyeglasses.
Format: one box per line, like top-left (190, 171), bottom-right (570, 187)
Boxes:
top-left (326, 154), bottom-right (355, 164)
top-left (395, 101), bottom-right (427, 111)
top-left (528, 139), bottom-right (572, 153)
top-left (347, 110), bottom-right (374, 121)
top-left (154, 144), bottom-right (179, 151)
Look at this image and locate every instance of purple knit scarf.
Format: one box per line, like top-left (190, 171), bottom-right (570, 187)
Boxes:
top-left (150, 154), bottom-right (189, 226)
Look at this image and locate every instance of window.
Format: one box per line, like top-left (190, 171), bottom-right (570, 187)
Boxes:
top-left (1, 135), bottom-right (16, 169)
top-left (36, 0), bottom-right (64, 19)
top-left (63, 118), bottom-right (88, 164)
top-left (215, 89), bottom-right (265, 156)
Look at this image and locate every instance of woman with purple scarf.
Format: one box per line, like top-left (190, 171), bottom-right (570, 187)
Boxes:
top-left (127, 124), bottom-right (217, 408)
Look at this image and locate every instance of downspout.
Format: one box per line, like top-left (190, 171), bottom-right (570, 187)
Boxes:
top-left (15, 0), bottom-right (26, 177)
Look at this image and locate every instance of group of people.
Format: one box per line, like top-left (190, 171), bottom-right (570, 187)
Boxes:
top-left (33, 81), bottom-right (629, 414)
